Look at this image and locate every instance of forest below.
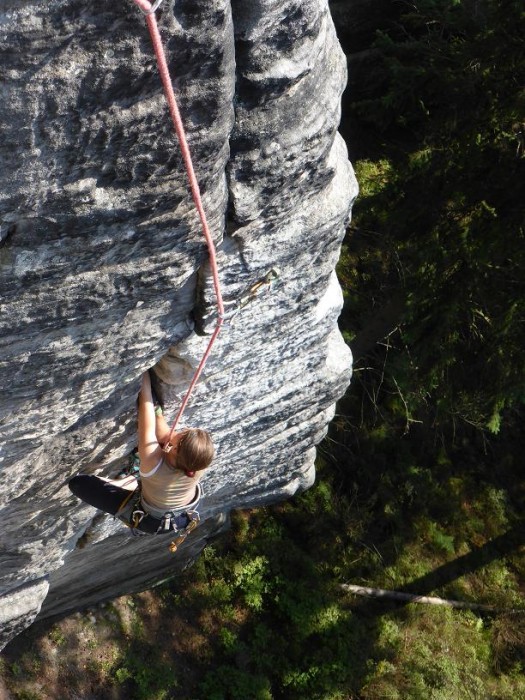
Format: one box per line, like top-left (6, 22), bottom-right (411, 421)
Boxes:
top-left (2, 1), bottom-right (524, 698)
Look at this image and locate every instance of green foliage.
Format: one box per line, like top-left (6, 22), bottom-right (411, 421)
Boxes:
top-left (185, 506), bottom-right (376, 699)
top-left (12, 692), bottom-right (41, 700)
top-left (233, 555), bottom-right (270, 611)
top-left (426, 521), bottom-right (456, 555)
top-left (188, 491), bottom-right (522, 699)
top-left (218, 627), bottom-right (239, 653)
top-left (199, 666), bottom-right (272, 700)
top-left (342, 0), bottom-right (525, 436)
top-left (363, 605), bottom-right (496, 699)
top-left (112, 646), bottom-right (178, 700)
top-left (48, 626), bottom-right (66, 646)
top-left (114, 667), bottom-right (132, 684)
top-left (3, 468), bottom-right (523, 700)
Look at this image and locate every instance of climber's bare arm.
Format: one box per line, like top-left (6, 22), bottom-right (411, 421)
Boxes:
top-left (138, 372), bottom-right (163, 472)
top-left (155, 411), bottom-right (171, 446)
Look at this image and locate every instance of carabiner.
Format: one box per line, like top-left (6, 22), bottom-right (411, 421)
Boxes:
top-left (142, 0), bottom-right (164, 16)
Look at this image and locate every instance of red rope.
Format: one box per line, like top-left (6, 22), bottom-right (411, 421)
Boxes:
top-left (132, 0), bottom-right (224, 440)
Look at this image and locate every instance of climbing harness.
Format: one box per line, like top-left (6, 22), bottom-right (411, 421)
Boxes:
top-left (223, 268), bottom-right (280, 324)
top-left (132, 0), bottom-right (225, 445)
top-left (115, 481), bottom-right (202, 552)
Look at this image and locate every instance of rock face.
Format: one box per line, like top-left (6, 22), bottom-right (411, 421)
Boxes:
top-left (0, 0), bottom-right (356, 648)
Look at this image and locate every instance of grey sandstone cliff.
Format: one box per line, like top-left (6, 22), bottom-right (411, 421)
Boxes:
top-left (0, 0), bottom-right (357, 648)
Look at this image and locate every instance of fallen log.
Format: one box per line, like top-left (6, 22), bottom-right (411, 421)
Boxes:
top-left (340, 584), bottom-right (495, 611)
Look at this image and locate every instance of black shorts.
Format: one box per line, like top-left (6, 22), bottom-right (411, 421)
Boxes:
top-left (68, 474), bottom-right (191, 534)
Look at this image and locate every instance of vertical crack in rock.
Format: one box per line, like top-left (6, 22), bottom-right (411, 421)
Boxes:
top-left (0, 0), bottom-right (356, 647)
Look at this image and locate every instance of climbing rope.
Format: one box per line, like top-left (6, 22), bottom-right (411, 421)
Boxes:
top-left (132, 0), bottom-right (225, 442)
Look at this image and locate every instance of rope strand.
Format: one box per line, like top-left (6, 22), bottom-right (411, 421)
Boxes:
top-left (132, 0), bottom-right (224, 438)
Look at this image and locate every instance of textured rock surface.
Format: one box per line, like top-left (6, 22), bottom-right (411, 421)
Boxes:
top-left (0, 578), bottom-right (49, 649)
top-left (0, 0), bottom-right (357, 648)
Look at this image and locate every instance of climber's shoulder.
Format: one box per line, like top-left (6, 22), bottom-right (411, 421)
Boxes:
top-left (138, 443), bottom-right (163, 473)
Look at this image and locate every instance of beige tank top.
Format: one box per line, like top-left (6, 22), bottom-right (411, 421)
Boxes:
top-left (140, 458), bottom-right (201, 513)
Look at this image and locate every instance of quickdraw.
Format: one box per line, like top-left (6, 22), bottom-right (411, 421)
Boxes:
top-left (169, 511), bottom-right (200, 553)
top-left (223, 268), bottom-right (280, 324)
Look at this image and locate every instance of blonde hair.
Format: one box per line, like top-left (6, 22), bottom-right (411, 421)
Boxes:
top-left (175, 429), bottom-right (215, 473)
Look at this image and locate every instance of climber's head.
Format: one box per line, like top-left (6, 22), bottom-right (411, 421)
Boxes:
top-left (163, 428), bottom-right (215, 473)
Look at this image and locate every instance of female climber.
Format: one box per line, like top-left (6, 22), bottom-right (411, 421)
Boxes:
top-left (68, 371), bottom-right (215, 535)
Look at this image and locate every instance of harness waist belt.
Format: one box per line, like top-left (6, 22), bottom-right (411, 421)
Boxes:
top-left (140, 483), bottom-right (202, 519)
